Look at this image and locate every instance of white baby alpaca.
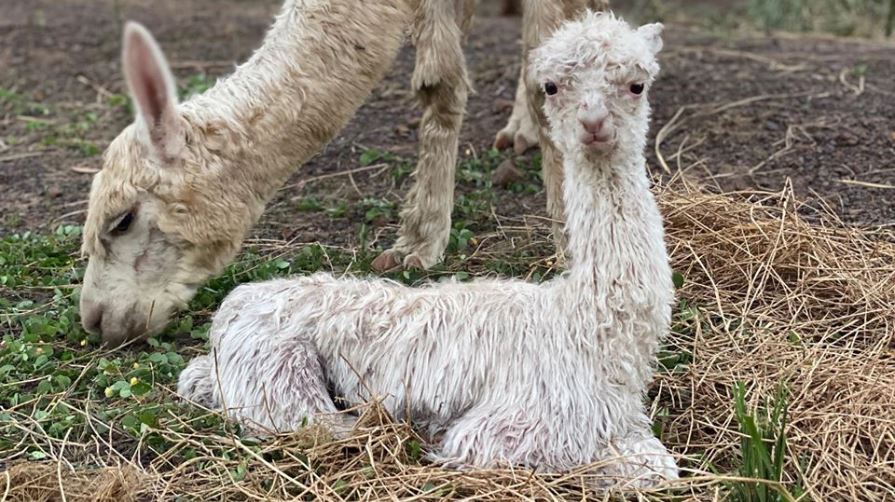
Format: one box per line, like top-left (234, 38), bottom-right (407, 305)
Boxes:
top-left (179, 12), bottom-right (677, 487)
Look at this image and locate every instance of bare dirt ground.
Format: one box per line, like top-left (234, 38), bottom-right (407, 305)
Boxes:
top-left (1, 0), bottom-right (894, 242)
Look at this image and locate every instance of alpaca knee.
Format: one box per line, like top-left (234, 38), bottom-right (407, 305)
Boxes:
top-left (411, 0), bottom-right (470, 93)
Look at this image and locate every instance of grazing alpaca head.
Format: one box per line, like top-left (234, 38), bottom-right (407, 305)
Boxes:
top-left (79, 0), bottom-right (411, 345)
top-left (529, 11), bottom-right (663, 160)
top-left (80, 23), bottom-right (247, 345)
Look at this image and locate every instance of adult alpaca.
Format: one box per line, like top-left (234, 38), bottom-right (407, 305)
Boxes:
top-left (78, 0), bottom-right (608, 345)
top-left (79, 0), bottom-right (468, 344)
top-left (179, 12), bottom-right (678, 487)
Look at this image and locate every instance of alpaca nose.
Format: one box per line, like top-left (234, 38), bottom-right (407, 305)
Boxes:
top-left (81, 301), bottom-right (105, 336)
top-left (578, 108), bottom-right (608, 134)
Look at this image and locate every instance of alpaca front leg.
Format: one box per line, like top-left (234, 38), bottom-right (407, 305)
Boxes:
top-left (372, 0), bottom-right (470, 272)
top-left (595, 434), bottom-right (679, 489)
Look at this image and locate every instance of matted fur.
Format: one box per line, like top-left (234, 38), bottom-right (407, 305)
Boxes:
top-left (178, 12), bottom-right (678, 488)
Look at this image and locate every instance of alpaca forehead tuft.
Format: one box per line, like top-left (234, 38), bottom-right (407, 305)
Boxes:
top-left (531, 11), bottom-right (660, 83)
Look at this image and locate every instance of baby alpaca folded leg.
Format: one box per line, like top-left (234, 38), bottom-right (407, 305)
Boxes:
top-left (178, 282), bottom-right (345, 435)
top-left (427, 409), bottom-right (545, 470)
top-left (216, 335), bottom-right (342, 434)
top-left (593, 433), bottom-right (679, 490)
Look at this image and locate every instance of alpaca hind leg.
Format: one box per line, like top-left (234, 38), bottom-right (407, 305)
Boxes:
top-left (218, 336), bottom-right (343, 434)
top-left (522, 65), bottom-right (566, 258)
top-left (493, 65), bottom-right (539, 154)
top-left (540, 140), bottom-right (567, 260)
top-left (521, 0), bottom-right (598, 261)
top-left (372, 0), bottom-right (470, 272)
top-left (428, 410), bottom-right (544, 469)
top-left (179, 287), bottom-right (345, 434)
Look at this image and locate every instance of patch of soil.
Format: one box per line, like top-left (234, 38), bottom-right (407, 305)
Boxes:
top-left (1, 0), bottom-right (893, 241)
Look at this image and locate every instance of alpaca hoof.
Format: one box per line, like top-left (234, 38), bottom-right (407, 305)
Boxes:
top-left (371, 250), bottom-right (403, 273)
top-left (403, 254), bottom-right (426, 270)
top-left (494, 129), bottom-right (513, 150)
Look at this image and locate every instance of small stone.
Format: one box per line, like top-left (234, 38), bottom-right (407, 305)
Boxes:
top-left (491, 158), bottom-right (524, 187)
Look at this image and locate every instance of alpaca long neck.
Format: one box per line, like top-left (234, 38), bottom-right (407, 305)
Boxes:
top-left (183, 0), bottom-right (410, 201)
top-left (561, 150), bottom-right (669, 292)
top-left (554, 147), bottom-right (672, 394)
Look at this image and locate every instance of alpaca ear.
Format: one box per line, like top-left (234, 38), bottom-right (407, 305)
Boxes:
top-left (637, 23), bottom-right (664, 55)
top-left (122, 21), bottom-right (184, 161)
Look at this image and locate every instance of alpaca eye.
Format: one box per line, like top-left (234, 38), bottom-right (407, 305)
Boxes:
top-left (111, 212), bottom-right (134, 235)
top-left (544, 82), bottom-right (558, 96)
top-left (629, 83), bottom-right (645, 95)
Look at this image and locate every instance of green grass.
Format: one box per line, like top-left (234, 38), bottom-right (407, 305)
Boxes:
top-left (747, 0), bottom-right (892, 36)
top-left (0, 87), bottom-right (51, 117)
top-left (181, 73), bottom-right (216, 99)
top-left (731, 382), bottom-right (803, 502)
top-left (37, 110), bottom-right (101, 156)
top-left (0, 228), bottom-right (225, 460)
top-left (0, 88), bottom-right (104, 157)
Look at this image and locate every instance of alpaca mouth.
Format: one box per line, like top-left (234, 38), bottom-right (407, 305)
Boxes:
top-left (581, 132), bottom-right (614, 151)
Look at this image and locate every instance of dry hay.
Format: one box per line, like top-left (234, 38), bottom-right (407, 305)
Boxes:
top-left (2, 462), bottom-right (145, 502)
top-left (3, 180), bottom-right (893, 501)
top-left (656, 179), bottom-right (895, 501)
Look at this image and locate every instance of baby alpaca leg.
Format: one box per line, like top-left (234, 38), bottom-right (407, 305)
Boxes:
top-left (372, 0), bottom-right (470, 272)
top-left (428, 409), bottom-right (544, 469)
top-left (177, 285), bottom-right (343, 434)
top-left (596, 433), bottom-right (679, 489)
